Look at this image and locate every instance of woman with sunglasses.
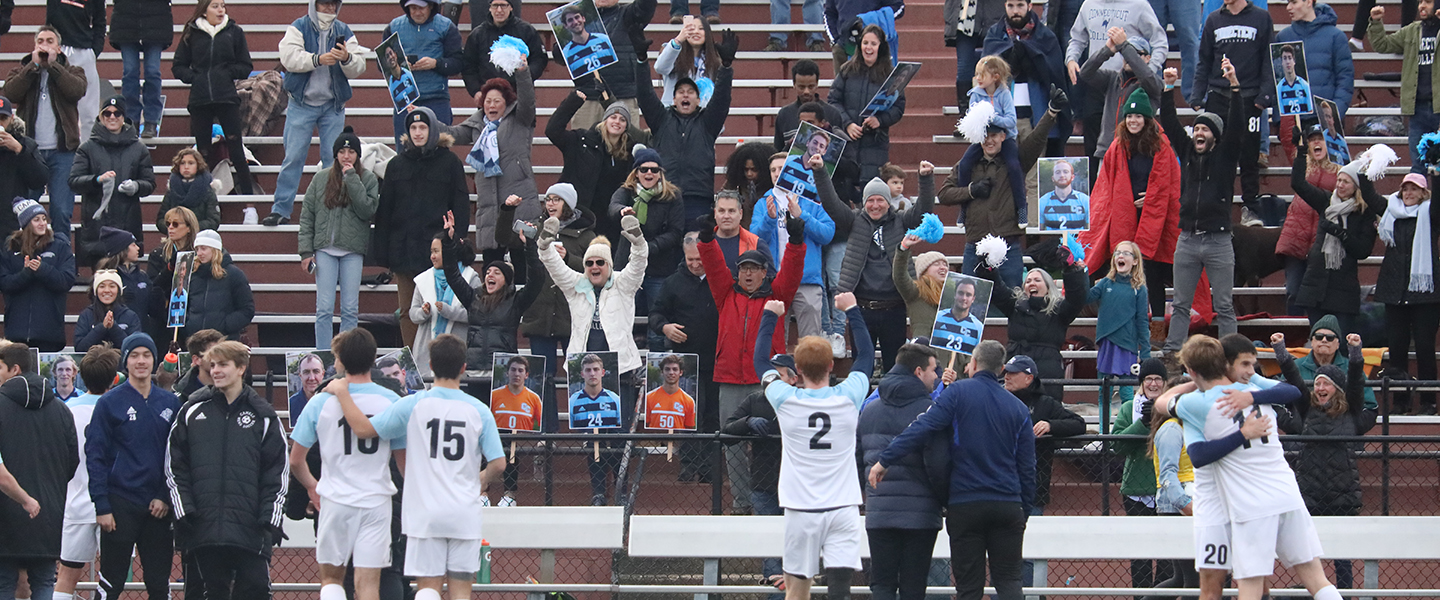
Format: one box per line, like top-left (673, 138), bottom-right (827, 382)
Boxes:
top-left (609, 147), bottom-right (685, 346)
top-left (146, 206), bottom-right (199, 340)
top-left (1291, 314), bottom-right (1376, 411)
top-left (69, 95), bottom-right (155, 267)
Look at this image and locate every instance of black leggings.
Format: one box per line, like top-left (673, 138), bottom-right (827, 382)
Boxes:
top-left (190, 102), bottom-right (255, 195)
top-left (1384, 302), bottom-right (1440, 408)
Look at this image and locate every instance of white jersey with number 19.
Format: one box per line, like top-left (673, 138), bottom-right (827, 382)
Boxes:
top-left (767, 370), bottom-right (868, 511)
top-left (290, 383), bottom-right (405, 509)
top-left (369, 388), bottom-right (504, 540)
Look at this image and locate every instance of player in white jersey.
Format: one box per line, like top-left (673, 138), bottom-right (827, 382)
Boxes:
top-left (55, 346), bottom-right (121, 600)
top-left (289, 329), bottom-right (405, 600)
top-left (1169, 335), bottom-right (1345, 600)
top-left (331, 334), bottom-right (506, 600)
top-left (754, 293), bottom-right (872, 600)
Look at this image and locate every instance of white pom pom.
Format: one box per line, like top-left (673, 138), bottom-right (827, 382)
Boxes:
top-left (1361, 143), bottom-right (1399, 181)
top-left (488, 35), bottom-right (530, 76)
top-left (957, 101), bottom-right (996, 144)
top-left (974, 234), bottom-right (1011, 269)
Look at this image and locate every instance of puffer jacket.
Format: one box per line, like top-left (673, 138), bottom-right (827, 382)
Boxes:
top-left (820, 172), bottom-right (933, 294)
top-left (828, 69), bottom-right (905, 178)
top-left (0, 234), bottom-right (77, 348)
top-left (183, 254), bottom-right (255, 341)
top-left (608, 185), bottom-right (686, 279)
top-left (504, 204), bottom-right (594, 339)
top-left (448, 238), bottom-right (543, 369)
top-left (1292, 152), bottom-right (1384, 315)
top-left (859, 366), bottom-right (947, 530)
top-left (538, 228), bottom-right (648, 374)
top-left (1274, 342), bottom-right (1375, 516)
top-left (447, 68), bottom-right (540, 252)
top-left (697, 237), bottom-right (805, 385)
top-left (298, 166), bottom-right (381, 259)
top-left (1375, 193), bottom-right (1440, 306)
top-left (635, 61), bottom-right (733, 212)
top-left (70, 121), bottom-right (155, 264)
top-left (460, 0), bottom-right (546, 92)
top-left (1008, 377), bottom-right (1085, 507)
top-left (1275, 4), bottom-right (1353, 116)
top-left (1275, 165), bottom-right (1335, 260)
top-left (371, 130), bottom-right (470, 275)
top-left (0, 372), bottom-right (77, 560)
top-left (109, 0), bottom-right (174, 48)
top-left (982, 261), bottom-right (1088, 398)
top-left (172, 16), bottom-right (253, 106)
top-left (383, 3), bottom-right (464, 102)
top-left (547, 91), bottom-right (648, 236)
top-left (167, 385), bottom-right (288, 555)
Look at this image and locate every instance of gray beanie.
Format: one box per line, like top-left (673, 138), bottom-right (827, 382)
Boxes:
top-left (862, 177), bottom-right (891, 201)
top-left (602, 103), bottom-right (632, 126)
top-left (1194, 112), bottom-right (1224, 138)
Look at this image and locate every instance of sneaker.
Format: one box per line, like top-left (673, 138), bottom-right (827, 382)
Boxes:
top-left (807, 40), bottom-right (828, 53)
top-left (829, 333), bottom-right (847, 359)
top-left (260, 212), bottom-right (289, 226)
top-left (1239, 206), bottom-right (1263, 227)
top-left (763, 39), bottom-right (784, 52)
top-left (669, 14), bottom-right (684, 23)
top-left (479, 494), bottom-right (492, 507)
top-left (1257, 152), bottom-right (1269, 167)
top-left (704, 14), bottom-right (721, 24)
top-left (141, 123), bottom-right (157, 139)
top-left (1349, 37), bottom-right (1365, 52)
top-left (497, 493), bottom-right (517, 507)
top-left (242, 206), bottom-right (259, 225)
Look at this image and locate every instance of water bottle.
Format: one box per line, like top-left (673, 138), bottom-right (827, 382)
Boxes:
top-left (477, 539), bottom-right (492, 584)
top-left (162, 352), bottom-right (179, 374)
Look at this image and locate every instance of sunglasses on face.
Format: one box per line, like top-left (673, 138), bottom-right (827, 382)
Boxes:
top-left (1312, 333), bottom-right (1338, 342)
top-left (166, 221), bottom-right (184, 227)
top-left (585, 259), bottom-right (606, 267)
top-left (636, 166), bottom-right (663, 174)
top-left (101, 110), bottom-right (121, 118)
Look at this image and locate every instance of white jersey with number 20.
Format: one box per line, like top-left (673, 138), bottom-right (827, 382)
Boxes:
top-left (767, 370), bottom-right (868, 511)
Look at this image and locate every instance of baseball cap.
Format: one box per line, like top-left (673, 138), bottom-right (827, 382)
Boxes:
top-left (769, 354), bottom-right (797, 373)
top-left (0, 96), bottom-right (13, 117)
top-left (1003, 355), bottom-right (1037, 375)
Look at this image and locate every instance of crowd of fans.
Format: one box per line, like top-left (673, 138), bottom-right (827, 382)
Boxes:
top-left (0, 0), bottom-right (1434, 594)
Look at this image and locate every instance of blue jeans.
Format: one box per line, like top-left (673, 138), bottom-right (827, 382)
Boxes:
top-left (1147, 0), bottom-right (1199, 100)
top-left (673, 0), bottom-right (719, 17)
top-left (392, 97), bottom-right (454, 145)
top-left (119, 42), bottom-right (164, 126)
top-left (314, 251), bottom-right (363, 349)
top-left (961, 237), bottom-right (1024, 305)
top-left (274, 101), bottom-right (346, 217)
top-left (770, 0), bottom-right (825, 43)
top-left (822, 240), bottom-right (848, 335)
top-left (1410, 101), bottom-right (1440, 174)
top-left (0, 558), bottom-right (57, 600)
top-left (32, 149), bottom-right (75, 238)
top-left (637, 275), bottom-right (669, 350)
top-left (955, 34), bottom-right (981, 108)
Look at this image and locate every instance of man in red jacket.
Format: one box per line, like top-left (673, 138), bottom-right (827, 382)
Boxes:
top-left (696, 209), bottom-right (806, 514)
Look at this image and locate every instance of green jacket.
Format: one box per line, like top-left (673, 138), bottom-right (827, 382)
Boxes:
top-left (1368, 19), bottom-right (1440, 115)
top-left (1113, 398), bottom-right (1157, 498)
top-left (298, 167), bottom-right (381, 259)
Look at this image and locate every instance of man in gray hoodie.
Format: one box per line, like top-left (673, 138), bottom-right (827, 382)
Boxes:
top-left (1064, 0), bottom-right (1167, 81)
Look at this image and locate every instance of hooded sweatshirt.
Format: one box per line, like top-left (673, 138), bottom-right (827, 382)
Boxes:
top-left (1064, 0), bottom-right (1168, 74)
top-left (1275, 4), bottom-right (1352, 117)
top-left (0, 372), bottom-right (78, 560)
top-left (280, 0), bottom-right (368, 111)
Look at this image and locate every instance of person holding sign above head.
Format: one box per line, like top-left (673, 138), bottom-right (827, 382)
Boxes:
top-left (1037, 160), bottom-right (1089, 231)
top-left (646, 355), bottom-right (696, 430)
top-left (1274, 44), bottom-right (1312, 116)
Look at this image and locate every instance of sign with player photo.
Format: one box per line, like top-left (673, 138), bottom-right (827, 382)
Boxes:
top-left (547, 0), bottom-right (618, 80)
top-left (643, 353), bottom-right (698, 431)
top-left (860, 62), bottom-right (920, 118)
top-left (1315, 97), bottom-right (1349, 164)
top-left (565, 351), bottom-right (623, 430)
top-left (285, 351), bottom-right (335, 428)
top-left (1036, 157), bottom-right (1091, 232)
top-left (490, 354), bottom-right (547, 432)
top-left (167, 251), bottom-right (194, 328)
top-left (773, 121), bottom-right (846, 205)
top-left (376, 33), bottom-right (421, 112)
top-left (39, 353), bottom-right (85, 401)
top-left (929, 273), bottom-right (993, 356)
top-left (1271, 41), bottom-right (1313, 117)
top-left (377, 347), bottom-right (424, 395)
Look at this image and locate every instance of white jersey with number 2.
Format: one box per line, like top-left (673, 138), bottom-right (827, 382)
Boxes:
top-left (766, 370), bottom-right (868, 511)
top-left (370, 388), bottom-right (504, 540)
top-left (290, 383), bottom-right (405, 509)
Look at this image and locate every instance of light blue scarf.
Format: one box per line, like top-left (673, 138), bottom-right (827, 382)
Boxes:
top-left (433, 268), bottom-right (455, 335)
top-left (467, 117), bottom-right (502, 178)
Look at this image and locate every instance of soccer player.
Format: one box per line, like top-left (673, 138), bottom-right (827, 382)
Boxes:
top-left (1037, 160), bottom-right (1090, 231)
top-left (930, 278), bottom-right (983, 355)
top-left (559, 7), bottom-right (613, 76)
top-left (491, 356), bottom-right (542, 432)
top-left (645, 355), bottom-right (696, 430)
top-left (1275, 45), bottom-right (1312, 116)
top-left (753, 292), bottom-right (873, 600)
top-left (330, 334), bottom-right (507, 600)
top-left (1167, 335), bottom-right (1343, 600)
top-left (288, 329), bottom-right (405, 600)
top-left (569, 354), bottom-right (622, 430)
top-left (54, 346), bottom-right (120, 600)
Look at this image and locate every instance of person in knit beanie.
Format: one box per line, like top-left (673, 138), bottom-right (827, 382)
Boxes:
top-left (1, 196), bottom-right (75, 351)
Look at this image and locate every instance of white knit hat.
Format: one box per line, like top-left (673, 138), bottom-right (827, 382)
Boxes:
top-left (583, 236), bottom-right (613, 264)
top-left (92, 269), bottom-right (123, 294)
top-left (912, 251), bottom-right (947, 276)
top-left (546, 183), bottom-right (578, 210)
top-left (194, 229), bottom-right (223, 251)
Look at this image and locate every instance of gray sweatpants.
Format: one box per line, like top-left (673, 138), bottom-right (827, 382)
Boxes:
top-left (1164, 230), bottom-right (1237, 352)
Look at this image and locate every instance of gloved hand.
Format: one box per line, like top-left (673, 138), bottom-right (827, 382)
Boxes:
top-left (117, 179), bottom-right (139, 195)
top-left (695, 214), bottom-right (717, 243)
top-left (629, 26), bottom-right (653, 59)
top-left (748, 416), bottom-right (772, 436)
top-left (968, 178), bottom-right (993, 200)
top-left (784, 211), bottom-right (806, 240)
top-left (620, 214), bottom-right (644, 243)
top-left (716, 30), bottom-right (739, 68)
top-left (1048, 85), bottom-right (1069, 114)
top-left (1317, 219), bottom-right (1347, 240)
top-left (1139, 398), bottom-right (1155, 426)
top-left (537, 216), bottom-right (561, 247)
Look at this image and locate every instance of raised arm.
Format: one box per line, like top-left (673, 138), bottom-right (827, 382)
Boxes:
top-left (841, 293), bottom-right (872, 376)
top-left (754, 306), bottom-right (780, 380)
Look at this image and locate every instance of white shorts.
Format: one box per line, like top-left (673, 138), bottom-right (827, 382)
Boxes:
top-left (317, 499), bottom-right (393, 569)
top-left (404, 537), bottom-right (481, 577)
top-left (782, 506), bottom-right (863, 579)
top-left (60, 521), bottom-right (100, 564)
top-left (1193, 523), bottom-right (1233, 572)
top-left (1230, 509), bottom-right (1325, 580)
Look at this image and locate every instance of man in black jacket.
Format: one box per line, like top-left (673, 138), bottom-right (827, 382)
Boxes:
top-left (167, 341), bottom-right (288, 600)
top-left (0, 342), bottom-right (78, 600)
top-left (0, 97), bottom-right (50, 240)
top-left (652, 234), bottom-right (721, 480)
top-left (461, 0), bottom-right (545, 92)
top-left (1159, 62), bottom-right (1245, 355)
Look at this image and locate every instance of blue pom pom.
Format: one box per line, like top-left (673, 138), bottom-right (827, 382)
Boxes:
top-left (1063, 232), bottom-right (1086, 265)
top-left (906, 213), bottom-right (945, 244)
top-left (694, 77), bottom-right (715, 106)
top-left (489, 35), bottom-right (531, 75)
top-left (1419, 131), bottom-right (1440, 166)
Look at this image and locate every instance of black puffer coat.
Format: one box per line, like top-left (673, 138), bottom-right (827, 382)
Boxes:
top-left (984, 261), bottom-right (1087, 399)
top-left (172, 17), bottom-right (253, 106)
top-left (69, 121), bottom-right (155, 264)
top-left (371, 132), bottom-right (471, 275)
top-left (1374, 188), bottom-right (1440, 306)
top-left (0, 372), bottom-right (77, 560)
top-left (109, 0), bottom-right (174, 48)
top-left (547, 91), bottom-right (648, 237)
top-left (167, 385), bottom-right (288, 555)
top-left (1275, 342), bottom-right (1376, 516)
top-left (635, 61), bottom-right (732, 211)
top-left (859, 366), bottom-right (948, 530)
top-left (1292, 153), bottom-right (1384, 316)
top-left (609, 185), bottom-right (685, 279)
top-left (183, 254), bottom-right (255, 341)
top-left (449, 237), bottom-right (543, 369)
top-left (501, 204), bottom-right (595, 339)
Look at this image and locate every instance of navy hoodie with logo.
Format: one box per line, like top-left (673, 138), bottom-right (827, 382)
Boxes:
top-left (0, 235), bottom-right (77, 349)
top-left (85, 380), bottom-right (181, 515)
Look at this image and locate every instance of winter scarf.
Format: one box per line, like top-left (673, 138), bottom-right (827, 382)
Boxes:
top-left (167, 172), bottom-right (214, 210)
top-left (434, 268), bottom-right (456, 335)
top-left (468, 117), bottom-right (502, 178)
top-left (634, 184), bottom-right (659, 225)
top-left (1006, 18), bottom-right (1036, 40)
top-left (1379, 194), bottom-right (1434, 292)
top-left (1322, 195), bottom-right (1359, 270)
top-left (194, 15), bottom-right (229, 37)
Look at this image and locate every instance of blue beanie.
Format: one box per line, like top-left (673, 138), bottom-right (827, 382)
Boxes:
top-left (121, 333), bottom-right (158, 370)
